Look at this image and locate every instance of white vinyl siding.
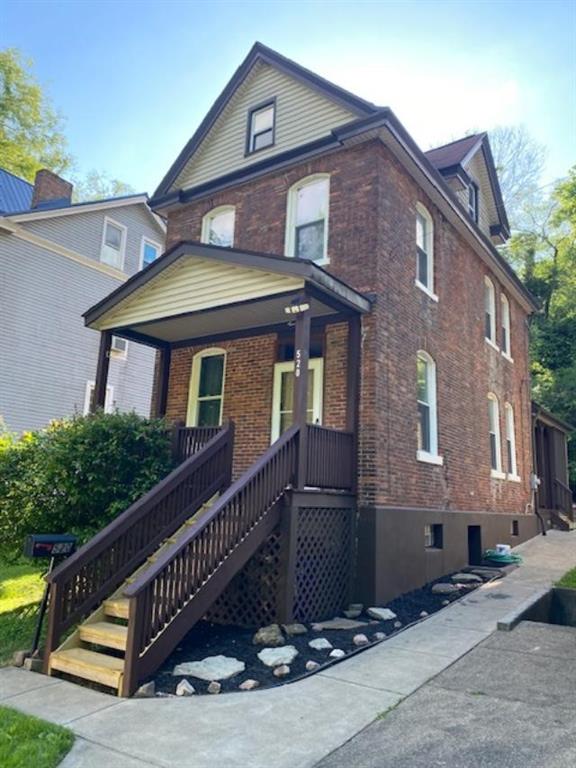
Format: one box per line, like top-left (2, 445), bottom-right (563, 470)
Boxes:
top-left (174, 61), bottom-right (356, 191)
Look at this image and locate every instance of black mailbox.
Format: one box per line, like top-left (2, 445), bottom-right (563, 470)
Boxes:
top-left (23, 534), bottom-right (77, 559)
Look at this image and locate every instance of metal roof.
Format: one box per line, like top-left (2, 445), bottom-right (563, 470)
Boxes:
top-left (0, 168), bottom-right (33, 214)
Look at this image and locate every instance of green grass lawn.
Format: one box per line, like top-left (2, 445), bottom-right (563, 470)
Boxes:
top-left (0, 706), bottom-right (73, 768)
top-left (556, 566), bottom-right (576, 589)
top-left (0, 562), bottom-right (45, 665)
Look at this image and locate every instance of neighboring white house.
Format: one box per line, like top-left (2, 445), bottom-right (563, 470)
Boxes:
top-left (0, 168), bottom-right (166, 432)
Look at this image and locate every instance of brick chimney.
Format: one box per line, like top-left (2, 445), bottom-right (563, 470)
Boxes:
top-left (31, 169), bottom-right (73, 209)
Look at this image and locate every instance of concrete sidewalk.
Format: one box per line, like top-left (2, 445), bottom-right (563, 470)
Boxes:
top-left (0, 530), bottom-right (574, 768)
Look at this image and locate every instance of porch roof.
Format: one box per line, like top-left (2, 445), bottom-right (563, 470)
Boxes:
top-left (83, 240), bottom-right (372, 347)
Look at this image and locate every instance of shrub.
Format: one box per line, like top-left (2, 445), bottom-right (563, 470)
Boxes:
top-left (0, 411), bottom-right (173, 559)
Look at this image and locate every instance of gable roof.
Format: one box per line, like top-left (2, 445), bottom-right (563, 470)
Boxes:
top-left (425, 134), bottom-right (484, 170)
top-left (0, 168), bottom-right (33, 214)
top-left (153, 42), bottom-right (380, 200)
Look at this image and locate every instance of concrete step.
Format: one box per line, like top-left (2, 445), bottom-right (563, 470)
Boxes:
top-left (49, 648), bottom-right (124, 691)
top-left (79, 621), bottom-right (128, 651)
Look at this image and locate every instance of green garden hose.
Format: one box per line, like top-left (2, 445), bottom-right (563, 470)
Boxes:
top-left (484, 549), bottom-right (523, 565)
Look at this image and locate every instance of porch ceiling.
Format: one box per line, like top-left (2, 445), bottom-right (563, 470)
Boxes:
top-left (84, 241), bottom-right (372, 347)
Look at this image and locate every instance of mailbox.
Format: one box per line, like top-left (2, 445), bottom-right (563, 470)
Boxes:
top-left (23, 534), bottom-right (77, 559)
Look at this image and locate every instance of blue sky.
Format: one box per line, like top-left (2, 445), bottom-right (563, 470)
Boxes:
top-left (2, 0), bottom-right (575, 194)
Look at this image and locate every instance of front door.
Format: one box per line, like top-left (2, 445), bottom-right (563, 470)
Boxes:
top-left (271, 359), bottom-right (324, 442)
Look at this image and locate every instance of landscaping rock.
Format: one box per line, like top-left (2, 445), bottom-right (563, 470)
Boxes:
top-left (348, 603), bottom-right (363, 612)
top-left (12, 650), bottom-right (30, 668)
top-left (134, 681), bottom-right (156, 698)
top-left (329, 649), bottom-right (346, 659)
top-left (451, 572), bottom-right (483, 584)
top-left (432, 582), bottom-right (461, 595)
top-left (442, 600), bottom-right (450, 606)
top-left (23, 657), bottom-right (43, 673)
top-left (311, 617), bottom-right (368, 631)
top-left (239, 679), bottom-right (260, 691)
top-left (308, 637), bottom-right (333, 651)
top-left (374, 632), bottom-right (386, 641)
top-left (257, 645), bottom-right (298, 667)
top-left (353, 633), bottom-right (369, 646)
top-left (176, 679), bottom-right (195, 696)
top-left (471, 568), bottom-right (500, 579)
top-left (420, 611), bottom-right (429, 618)
top-left (367, 607), bottom-right (397, 621)
top-left (394, 621), bottom-right (403, 629)
top-left (273, 664), bottom-right (290, 678)
top-left (343, 609), bottom-right (362, 619)
top-left (306, 660), bottom-right (320, 672)
top-left (252, 623), bottom-right (285, 646)
top-left (207, 681), bottom-right (221, 695)
top-left (282, 623), bottom-right (308, 637)
top-left (173, 655), bottom-right (245, 681)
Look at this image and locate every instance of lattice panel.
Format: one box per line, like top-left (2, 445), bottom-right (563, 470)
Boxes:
top-left (206, 530), bottom-right (282, 628)
top-left (293, 507), bottom-right (354, 622)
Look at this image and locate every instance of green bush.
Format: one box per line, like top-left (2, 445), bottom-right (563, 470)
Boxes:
top-left (0, 411), bottom-right (173, 559)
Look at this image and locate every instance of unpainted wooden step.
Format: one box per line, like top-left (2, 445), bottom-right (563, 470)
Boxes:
top-left (79, 621), bottom-right (128, 651)
top-left (104, 598), bottom-right (129, 620)
top-left (49, 648), bottom-right (124, 690)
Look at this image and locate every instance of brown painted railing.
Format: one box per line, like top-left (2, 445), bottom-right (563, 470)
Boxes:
top-left (171, 424), bottom-right (223, 463)
top-left (44, 423), bottom-right (234, 661)
top-left (553, 478), bottom-right (574, 521)
top-left (306, 424), bottom-right (355, 491)
top-left (121, 425), bottom-right (300, 695)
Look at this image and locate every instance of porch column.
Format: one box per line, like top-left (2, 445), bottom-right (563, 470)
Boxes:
top-left (346, 315), bottom-right (362, 493)
top-left (293, 297), bottom-right (311, 489)
top-left (154, 346), bottom-right (171, 419)
top-left (92, 330), bottom-right (112, 412)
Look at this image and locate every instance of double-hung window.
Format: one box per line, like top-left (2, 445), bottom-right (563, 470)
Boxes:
top-left (468, 182), bottom-right (479, 222)
top-left (201, 206), bottom-right (235, 248)
top-left (247, 102), bottom-right (275, 153)
top-left (504, 403), bottom-right (519, 479)
top-left (488, 393), bottom-right (503, 477)
top-left (141, 237), bottom-right (161, 269)
top-left (501, 294), bottom-right (512, 358)
top-left (484, 277), bottom-right (497, 346)
top-left (417, 351), bottom-right (441, 464)
top-left (100, 218), bottom-right (126, 269)
top-left (416, 205), bottom-right (435, 297)
top-left (286, 175), bottom-right (329, 263)
top-left (187, 349), bottom-right (226, 427)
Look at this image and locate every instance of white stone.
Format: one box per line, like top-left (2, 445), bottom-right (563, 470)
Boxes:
top-left (252, 623), bottom-right (285, 646)
top-left (343, 609), bottom-right (362, 619)
top-left (176, 679), bottom-right (195, 696)
top-left (239, 679), bottom-right (260, 691)
top-left (420, 611), bottom-right (429, 618)
top-left (308, 637), bottom-right (333, 651)
top-left (329, 649), bottom-right (346, 659)
top-left (311, 617), bottom-right (368, 631)
top-left (134, 681), bottom-right (155, 698)
top-left (172, 655), bottom-right (245, 681)
top-left (257, 645), bottom-right (298, 667)
top-left (282, 623), bottom-right (308, 636)
top-left (373, 632), bottom-right (386, 641)
top-left (367, 607), bottom-right (397, 621)
top-left (306, 660), bottom-right (320, 672)
top-left (273, 664), bottom-right (290, 678)
top-left (451, 572), bottom-right (483, 584)
top-left (432, 582), bottom-right (460, 595)
top-left (207, 681), bottom-right (221, 695)
top-left (442, 600), bottom-right (450, 606)
top-left (393, 621), bottom-right (403, 629)
top-left (353, 633), bottom-right (369, 646)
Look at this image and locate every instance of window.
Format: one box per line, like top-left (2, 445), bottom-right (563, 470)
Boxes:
top-left (468, 182), bottom-right (479, 222)
top-left (286, 175), bottom-right (329, 263)
top-left (201, 206), bottom-right (235, 248)
top-left (100, 217), bottom-right (126, 269)
top-left (484, 277), bottom-right (497, 346)
top-left (424, 524), bottom-right (443, 550)
top-left (501, 294), bottom-right (512, 358)
top-left (488, 393), bottom-right (503, 477)
top-left (110, 335), bottom-right (128, 360)
top-left (415, 205), bottom-right (435, 297)
top-left (247, 101), bottom-right (275, 154)
top-left (186, 349), bottom-right (226, 427)
top-left (417, 351), bottom-right (442, 464)
top-left (511, 520), bottom-right (519, 536)
top-left (140, 237), bottom-right (161, 269)
top-left (84, 381), bottom-right (114, 415)
top-left (504, 403), bottom-right (519, 479)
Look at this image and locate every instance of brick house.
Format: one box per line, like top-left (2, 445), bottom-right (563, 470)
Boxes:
top-left (45, 44), bottom-right (561, 695)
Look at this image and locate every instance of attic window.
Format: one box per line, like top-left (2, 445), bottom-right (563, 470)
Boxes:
top-left (468, 181), bottom-right (479, 223)
top-left (247, 101), bottom-right (275, 154)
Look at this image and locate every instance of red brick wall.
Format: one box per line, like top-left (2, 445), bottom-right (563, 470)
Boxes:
top-left (162, 139), bottom-right (532, 515)
top-left (31, 169), bottom-right (73, 208)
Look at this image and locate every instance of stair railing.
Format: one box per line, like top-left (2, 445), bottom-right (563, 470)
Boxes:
top-left (121, 425), bottom-right (300, 695)
top-left (44, 423), bottom-right (234, 664)
top-left (553, 478), bottom-right (574, 521)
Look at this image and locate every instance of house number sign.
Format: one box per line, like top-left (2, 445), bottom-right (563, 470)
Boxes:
top-left (295, 348), bottom-right (302, 378)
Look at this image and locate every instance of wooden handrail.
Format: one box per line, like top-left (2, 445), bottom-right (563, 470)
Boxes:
top-left (553, 478), bottom-right (574, 521)
top-left (44, 424), bottom-right (234, 660)
top-left (306, 424), bottom-right (354, 490)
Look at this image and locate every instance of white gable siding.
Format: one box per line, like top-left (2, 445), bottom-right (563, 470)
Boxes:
top-left (174, 62), bottom-right (356, 191)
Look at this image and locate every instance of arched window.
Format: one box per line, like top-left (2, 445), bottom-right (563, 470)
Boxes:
top-left (487, 393), bottom-right (503, 476)
top-left (416, 204), bottom-right (435, 296)
top-left (504, 403), bottom-right (518, 479)
top-left (285, 174), bottom-right (330, 263)
top-left (501, 294), bottom-right (512, 358)
top-left (417, 351), bottom-right (441, 464)
top-left (186, 348), bottom-right (226, 427)
top-left (484, 277), bottom-right (496, 345)
top-left (201, 206), bottom-right (235, 248)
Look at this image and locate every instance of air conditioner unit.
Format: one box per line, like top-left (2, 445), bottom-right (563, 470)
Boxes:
top-left (110, 336), bottom-right (128, 358)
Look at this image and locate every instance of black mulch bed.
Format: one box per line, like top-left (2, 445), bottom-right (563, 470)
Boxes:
top-left (151, 567), bottom-right (502, 696)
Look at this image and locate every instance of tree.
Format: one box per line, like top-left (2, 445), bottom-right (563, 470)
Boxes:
top-left (72, 170), bottom-right (135, 203)
top-left (0, 48), bottom-right (72, 181)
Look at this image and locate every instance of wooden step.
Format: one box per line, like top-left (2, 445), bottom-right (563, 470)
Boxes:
top-left (79, 621), bottom-right (128, 651)
top-left (49, 648), bottom-right (124, 690)
top-left (104, 598), bottom-right (129, 620)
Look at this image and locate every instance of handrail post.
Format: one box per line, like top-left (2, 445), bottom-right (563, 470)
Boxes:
top-left (346, 315), bottom-right (361, 494)
top-left (122, 596), bottom-right (145, 697)
top-left (170, 420), bottom-right (185, 462)
top-left (224, 420), bottom-right (235, 487)
top-left (293, 296), bottom-right (311, 489)
top-left (42, 581), bottom-right (61, 673)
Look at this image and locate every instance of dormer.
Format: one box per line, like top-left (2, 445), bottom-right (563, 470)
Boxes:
top-left (425, 133), bottom-right (510, 245)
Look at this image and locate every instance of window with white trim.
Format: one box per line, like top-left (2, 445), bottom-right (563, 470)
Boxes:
top-left (186, 349), bottom-right (226, 427)
top-left (141, 237), bottom-right (161, 269)
top-left (100, 218), bottom-right (126, 269)
top-left (504, 402), bottom-right (518, 478)
top-left (468, 181), bottom-right (479, 222)
top-left (84, 381), bottom-right (114, 415)
top-left (416, 205), bottom-right (434, 295)
top-left (286, 175), bottom-right (329, 263)
top-left (501, 294), bottom-right (511, 358)
top-left (201, 206), bottom-right (235, 248)
top-left (417, 351), bottom-right (441, 463)
top-left (488, 393), bottom-right (503, 476)
top-left (110, 335), bottom-right (128, 360)
top-left (484, 277), bottom-right (496, 345)
top-left (247, 102), bottom-right (275, 153)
